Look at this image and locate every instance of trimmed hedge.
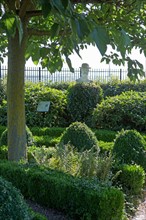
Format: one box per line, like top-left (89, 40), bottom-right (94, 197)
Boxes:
top-left (112, 129), bottom-right (146, 170)
top-left (101, 80), bottom-right (146, 98)
top-left (92, 91), bottom-right (146, 131)
top-left (67, 82), bottom-right (103, 124)
top-left (59, 122), bottom-right (99, 152)
top-left (25, 82), bottom-right (69, 127)
top-left (114, 164), bottom-right (145, 195)
top-left (0, 176), bottom-right (31, 220)
top-left (0, 160), bottom-right (125, 220)
top-left (31, 127), bottom-right (65, 137)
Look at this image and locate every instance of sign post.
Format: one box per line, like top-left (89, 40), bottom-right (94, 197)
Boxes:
top-left (37, 101), bottom-right (50, 124)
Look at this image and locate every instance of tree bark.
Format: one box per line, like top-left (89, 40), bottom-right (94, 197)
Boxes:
top-left (7, 29), bottom-right (27, 161)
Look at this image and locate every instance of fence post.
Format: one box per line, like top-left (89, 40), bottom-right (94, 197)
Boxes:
top-left (39, 67), bottom-right (41, 82)
top-left (120, 69), bottom-right (122, 81)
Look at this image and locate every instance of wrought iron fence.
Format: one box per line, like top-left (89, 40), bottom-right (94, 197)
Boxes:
top-left (0, 64), bottom-right (128, 83)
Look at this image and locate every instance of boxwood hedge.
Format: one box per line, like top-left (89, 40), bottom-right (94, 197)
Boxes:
top-left (92, 91), bottom-right (146, 131)
top-left (0, 160), bottom-right (125, 220)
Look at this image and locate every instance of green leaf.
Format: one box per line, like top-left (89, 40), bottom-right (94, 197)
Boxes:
top-left (61, 0), bottom-right (69, 9)
top-left (51, 0), bottom-right (64, 13)
top-left (74, 19), bottom-right (82, 39)
top-left (51, 23), bottom-right (60, 38)
top-left (90, 27), bottom-right (109, 56)
top-left (71, 18), bottom-right (89, 40)
top-left (40, 0), bottom-right (52, 18)
top-left (1, 13), bottom-right (16, 37)
top-left (65, 55), bottom-right (74, 72)
top-left (121, 29), bottom-right (131, 47)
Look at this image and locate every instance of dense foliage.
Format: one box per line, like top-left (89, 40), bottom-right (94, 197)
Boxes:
top-left (115, 164), bottom-right (145, 195)
top-left (25, 82), bottom-right (69, 127)
top-left (112, 129), bottom-right (146, 170)
top-left (0, 176), bottom-right (31, 220)
top-left (92, 91), bottom-right (146, 131)
top-left (60, 122), bottom-right (99, 151)
top-left (0, 161), bottom-right (125, 220)
top-left (67, 82), bottom-right (103, 124)
top-left (101, 80), bottom-right (146, 98)
top-left (0, 126), bottom-right (34, 147)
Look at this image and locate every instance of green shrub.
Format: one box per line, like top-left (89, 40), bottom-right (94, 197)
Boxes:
top-left (59, 122), bottom-right (99, 152)
top-left (0, 79), bottom-right (7, 103)
top-left (101, 80), bottom-right (146, 98)
top-left (0, 176), bottom-right (31, 220)
top-left (25, 82), bottom-right (69, 127)
top-left (99, 141), bottom-right (114, 153)
top-left (0, 126), bottom-right (6, 137)
top-left (46, 81), bottom-right (72, 91)
top-left (0, 100), bottom-right (7, 126)
top-left (0, 126), bottom-right (34, 147)
top-left (114, 164), bottom-right (145, 195)
top-left (0, 161), bottom-right (125, 220)
top-left (92, 91), bottom-right (146, 131)
top-left (0, 145), bottom-right (8, 159)
top-left (31, 127), bottom-right (65, 137)
top-left (112, 129), bottom-right (146, 170)
top-left (94, 129), bottom-right (117, 142)
top-left (34, 135), bottom-right (60, 147)
top-left (0, 145), bottom-right (54, 164)
top-left (67, 82), bottom-right (103, 124)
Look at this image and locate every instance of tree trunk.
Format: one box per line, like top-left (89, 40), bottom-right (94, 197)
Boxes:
top-left (7, 30), bottom-right (27, 161)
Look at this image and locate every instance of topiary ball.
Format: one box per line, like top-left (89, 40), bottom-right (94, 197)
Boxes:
top-left (112, 129), bottom-right (146, 170)
top-left (59, 122), bottom-right (99, 152)
top-left (67, 82), bottom-right (103, 124)
top-left (0, 176), bottom-right (31, 220)
top-left (0, 126), bottom-right (34, 147)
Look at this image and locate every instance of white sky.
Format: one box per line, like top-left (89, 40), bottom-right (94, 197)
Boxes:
top-left (3, 45), bottom-right (145, 70)
top-left (26, 45), bottom-right (146, 70)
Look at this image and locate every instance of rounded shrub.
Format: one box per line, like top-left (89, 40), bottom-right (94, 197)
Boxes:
top-left (67, 82), bottom-right (103, 124)
top-left (115, 164), bottom-right (145, 195)
top-left (0, 126), bottom-right (34, 147)
top-left (25, 82), bottom-right (68, 127)
top-left (112, 129), bottom-right (146, 170)
top-left (0, 176), bottom-right (31, 220)
top-left (92, 91), bottom-right (146, 131)
top-left (59, 122), bottom-right (99, 152)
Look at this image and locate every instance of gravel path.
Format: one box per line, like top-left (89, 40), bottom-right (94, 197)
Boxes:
top-left (132, 200), bottom-right (146, 220)
top-left (27, 200), bottom-right (68, 220)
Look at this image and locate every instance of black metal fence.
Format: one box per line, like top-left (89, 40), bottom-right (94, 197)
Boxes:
top-left (0, 64), bottom-right (128, 83)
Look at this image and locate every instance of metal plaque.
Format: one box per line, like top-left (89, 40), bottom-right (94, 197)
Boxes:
top-left (37, 101), bottom-right (50, 112)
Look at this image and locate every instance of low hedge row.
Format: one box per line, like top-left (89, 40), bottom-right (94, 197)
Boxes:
top-left (31, 127), bottom-right (117, 143)
top-left (0, 160), bottom-right (125, 220)
top-left (0, 126), bottom-right (117, 147)
top-left (31, 127), bottom-right (66, 137)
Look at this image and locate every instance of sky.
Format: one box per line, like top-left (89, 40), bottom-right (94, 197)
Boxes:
top-left (3, 45), bottom-right (145, 70)
top-left (26, 45), bottom-right (146, 70)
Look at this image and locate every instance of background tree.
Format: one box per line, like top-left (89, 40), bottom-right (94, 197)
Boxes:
top-left (0, 0), bottom-right (145, 161)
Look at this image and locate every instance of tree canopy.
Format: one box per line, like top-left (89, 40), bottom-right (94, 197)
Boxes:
top-left (0, 0), bottom-right (146, 80)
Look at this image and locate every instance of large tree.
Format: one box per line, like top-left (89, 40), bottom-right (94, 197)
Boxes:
top-left (0, 0), bottom-right (145, 161)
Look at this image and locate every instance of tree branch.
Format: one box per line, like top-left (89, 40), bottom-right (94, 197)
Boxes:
top-left (27, 28), bottom-right (51, 36)
top-left (18, 0), bottom-right (31, 18)
top-left (25, 10), bottom-right (43, 18)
